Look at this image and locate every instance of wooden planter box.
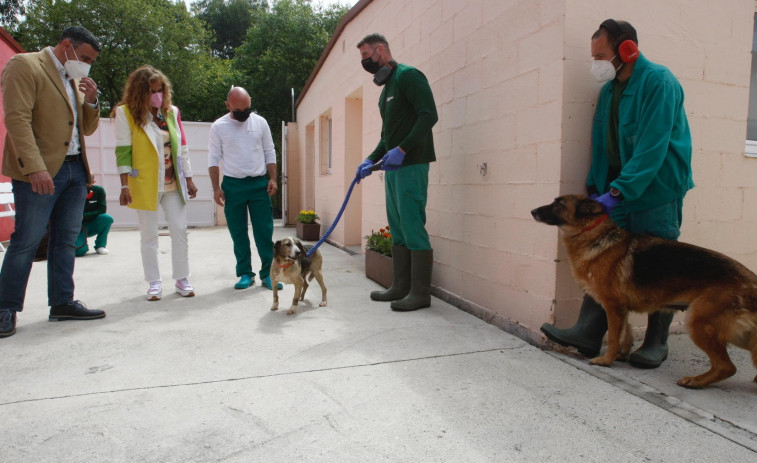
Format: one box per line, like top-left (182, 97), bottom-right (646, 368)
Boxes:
top-left (296, 222), bottom-right (320, 241)
top-left (365, 248), bottom-right (392, 288)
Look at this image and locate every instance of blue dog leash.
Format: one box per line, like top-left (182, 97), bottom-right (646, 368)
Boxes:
top-left (305, 160), bottom-right (384, 257)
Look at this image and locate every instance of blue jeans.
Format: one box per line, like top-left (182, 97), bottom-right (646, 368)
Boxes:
top-left (0, 158), bottom-right (87, 311)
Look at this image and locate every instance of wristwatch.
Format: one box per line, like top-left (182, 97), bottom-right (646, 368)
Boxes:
top-left (609, 187), bottom-right (623, 199)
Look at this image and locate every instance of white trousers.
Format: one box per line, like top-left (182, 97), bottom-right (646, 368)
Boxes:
top-left (136, 191), bottom-right (190, 282)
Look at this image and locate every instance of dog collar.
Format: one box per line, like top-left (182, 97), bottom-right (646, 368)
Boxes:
top-left (277, 262), bottom-right (294, 268)
top-left (579, 214), bottom-right (609, 235)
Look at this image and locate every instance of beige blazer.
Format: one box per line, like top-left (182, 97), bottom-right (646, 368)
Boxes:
top-left (1, 48), bottom-right (98, 183)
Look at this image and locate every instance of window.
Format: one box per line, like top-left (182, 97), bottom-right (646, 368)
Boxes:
top-left (319, 111), bottom-right (332, 174)
top-left (746, 11), bottom-right (757, 156)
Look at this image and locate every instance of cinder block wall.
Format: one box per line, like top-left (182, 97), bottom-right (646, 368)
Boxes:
top-left (292, 0), bottom-right (756, 340)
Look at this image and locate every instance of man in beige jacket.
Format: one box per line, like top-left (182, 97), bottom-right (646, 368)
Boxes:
top-left (0, 26), bottom-right (106, 338)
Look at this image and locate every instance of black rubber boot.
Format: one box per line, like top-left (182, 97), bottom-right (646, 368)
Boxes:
top-left (370, 245), bottom-right (411, 301)
top-left (540, 295), bottom-right (607, 357)
top-left (629, 310), bottom-right (674, 369)
top-left (391, 249), bottom-right (433, 312)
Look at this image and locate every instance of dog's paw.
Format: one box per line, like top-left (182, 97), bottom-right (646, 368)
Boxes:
top-left (677, 376), bottom-right (706, 389)
top-left (319, 301), bottom-right (327, 307)
top-left (589, 356), bottom-right (614, 367)
top-left (286, 306), bottom-right (298, 315)
top-left (270, 303), bottom-right (279, 311)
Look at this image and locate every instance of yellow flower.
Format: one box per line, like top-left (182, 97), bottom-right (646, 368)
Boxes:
top-left (297, 210), bottom-right (319, 224)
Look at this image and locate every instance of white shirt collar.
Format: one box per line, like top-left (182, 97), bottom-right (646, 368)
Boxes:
top-left (46, 47), bottom-right (68, 79)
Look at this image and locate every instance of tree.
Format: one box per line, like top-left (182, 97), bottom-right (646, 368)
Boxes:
top-left (191, 0), bottom-right (266, 60)
top-left (0, 0), bottom-right (26, 29)
top-left (233, 0), bottom-right (349, 215)
top-left (12, 0), bottom-right (227, 121)
top-left (233, 0), bottom-right (348, 136)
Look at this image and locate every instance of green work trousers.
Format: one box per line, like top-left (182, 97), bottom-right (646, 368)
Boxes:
top-left (75, 214), bottom-right (113, 257)
top-left (222, 176), bottom-right (274, 280)
top-left (612, 197), bottom-right (683, 240)
top-left (385, 163), bottom-right (431, 251)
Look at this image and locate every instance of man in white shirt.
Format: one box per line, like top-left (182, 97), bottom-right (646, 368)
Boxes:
top-left (208, 86), bottom-right (282, 290)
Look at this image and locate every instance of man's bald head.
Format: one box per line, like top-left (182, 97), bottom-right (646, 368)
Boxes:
top-left (227, 86), bottom-right (251, 110)
top-left (226, 86), bottom-right (253, 122)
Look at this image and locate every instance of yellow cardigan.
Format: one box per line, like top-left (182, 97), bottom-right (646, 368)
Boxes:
top-left (114, 105), bottom-right (190, 211)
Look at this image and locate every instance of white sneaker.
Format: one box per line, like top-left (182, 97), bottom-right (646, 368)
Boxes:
top-left (147, 281), bottom-right (162, 301)
top-left (175, 278), bottom-right (195, 297)
top-left (95, 247), bottom-right (109, 255)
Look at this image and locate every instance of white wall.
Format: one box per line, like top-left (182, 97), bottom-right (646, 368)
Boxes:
top-left (84, 118), bottom-right (215, 228)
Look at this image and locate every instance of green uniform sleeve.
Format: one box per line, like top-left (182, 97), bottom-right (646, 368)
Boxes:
top-left (83, 186), bottom-right (107, 222)
top-left (609, 77), bottom-right (678, 202)
top-left (368, 138), bottom-right (387, 162)
top-left (397, 68), bottom-right (438, 154)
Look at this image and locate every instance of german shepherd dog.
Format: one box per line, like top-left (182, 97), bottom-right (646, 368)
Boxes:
top-left (532, 195), bottom-right (757, 389)
top-left (270, 237), bottom-right (327, 315)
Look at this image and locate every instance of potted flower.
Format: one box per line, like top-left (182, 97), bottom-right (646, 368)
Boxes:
top-left (364, 226), bottom-right (393, 288)
top-left (296, 210), bottom-right (321, 241)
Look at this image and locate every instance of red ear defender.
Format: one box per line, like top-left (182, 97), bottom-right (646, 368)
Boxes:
top-left (618, 39), bottom-right (639, 63)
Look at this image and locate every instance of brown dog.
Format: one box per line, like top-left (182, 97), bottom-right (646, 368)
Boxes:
top-left (532, 195), bottom-right (757, 389)
top-left (270, 237), bottom-right (327, 315)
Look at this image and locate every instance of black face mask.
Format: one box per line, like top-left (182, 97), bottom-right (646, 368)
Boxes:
top-left (232, 107), bottom-right (253, 122)
top-left (361, 56), bottom-right (381, 74)
top-left (361, 46), bottom-right (381, 74)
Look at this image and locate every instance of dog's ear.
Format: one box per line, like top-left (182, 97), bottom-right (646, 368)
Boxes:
top-left (576, 197), bottom-right (604, 218)
top-left (274, 240), bottom-right (281, 252)
top-left (294, 239), bottom-right (305, 252)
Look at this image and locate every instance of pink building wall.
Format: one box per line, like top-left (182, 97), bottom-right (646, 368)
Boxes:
top-left (290, 0), bottom-right (756, 343)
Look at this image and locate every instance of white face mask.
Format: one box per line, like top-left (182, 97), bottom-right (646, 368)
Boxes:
top-left (590, 56), bottom-right (619, 83)
top-left (64, 46), bottom-right (91, 80)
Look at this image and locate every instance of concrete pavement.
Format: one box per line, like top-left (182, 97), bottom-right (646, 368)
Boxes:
top-left (1, 225), bottom-right (756, 462)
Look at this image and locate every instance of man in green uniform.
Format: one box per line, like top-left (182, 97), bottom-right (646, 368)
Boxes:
top-left (208, 87), bottom-right (282, 291)
top-left (541, 19), bottom-right (694, 368)
top-left (356, 33), bottom-right (438, 312)
top-left (75, 182), bottom-right (113, 256)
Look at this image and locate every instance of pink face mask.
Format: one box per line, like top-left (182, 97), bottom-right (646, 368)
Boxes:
top-left (150, 92), bottom-right (163, 108)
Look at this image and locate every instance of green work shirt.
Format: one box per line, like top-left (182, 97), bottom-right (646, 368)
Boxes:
top-left (606, 78), bottom-right (629, 183)
top-left (587, 54), bottom-right (694, 212)
top-left (368, 63), bottom-right (438, 165)
top-left (83, 184), bottom-right (107, 223)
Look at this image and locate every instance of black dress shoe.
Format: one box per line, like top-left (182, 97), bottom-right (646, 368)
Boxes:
top-left (0, 310), bottom-right (16, 338)
top-left (49, 300), bottom-right (106, 321)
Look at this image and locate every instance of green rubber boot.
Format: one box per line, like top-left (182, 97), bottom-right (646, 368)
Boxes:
top-left (629, 310), bottom-right (674, 369)
top-left (391, 249), bottom-right (433, 312)
top-left (370, 245), bottom-right (411, 301)
top-left (540, 295), bottom-right (607, 357)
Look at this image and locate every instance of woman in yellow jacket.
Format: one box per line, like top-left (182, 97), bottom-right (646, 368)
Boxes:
top-left (113, 66), bottom-right (198, 301)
